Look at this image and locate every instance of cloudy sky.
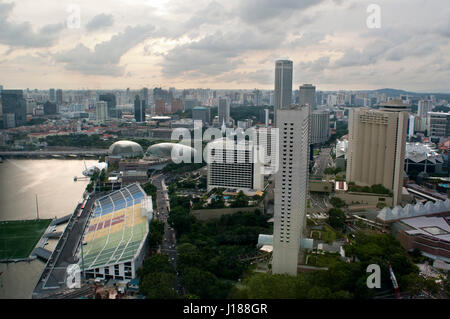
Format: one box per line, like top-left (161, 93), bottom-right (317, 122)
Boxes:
top-left (0, 0), bottom-right (449, 92)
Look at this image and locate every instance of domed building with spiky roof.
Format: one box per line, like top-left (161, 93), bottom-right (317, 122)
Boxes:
top-left (108, 140), bottom-right (144, 158)
top-left (146, 142), bottom-right (196, 160)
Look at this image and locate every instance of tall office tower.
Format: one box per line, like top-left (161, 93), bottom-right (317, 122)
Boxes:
top-left (274, 60), bottom-right (293, 127)
top-left (299, 84), bottom-right (316, 109)
top-left (218, 98), bottom-right (230, 126)
top-left (96, 101), bottom-right (109, 123)
top-left (134, 95), bottom-right (146, 122)
top-left (49, 88), bottom-right (55, 102)
top-left (1, 90), bottom-right (27, 128)
top-left (427, 112), bottom-right (450, 139)
top-left (155, 99), bottom-right (166, 115)
top-left (346, 102), bottom-right (409, 206)
top-left (141, 87), bottom-right (149, 107)
top-left (56, 89), bottom-right (63, 106)
top-left (265, 109), bottom-right (270, 127)
top-left (206, 137), bottom-right (263, 192)
top-left (417, 100), bottom-right (434, 131)
top-left (408, 114), bottom-right (416, 139)
top-left (99, 93), bottom-right (117, 118)
top-left (310, 110), bottom-right (330, 144)
top-left (153, 87), bottom-right (172, 105)
top-left (272, 105), bottom-right (310, 276)
top-left (192, 106), bottom-right (210, 125)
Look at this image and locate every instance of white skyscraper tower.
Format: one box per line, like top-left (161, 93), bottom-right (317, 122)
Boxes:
top-left (272, 104), bottom-right (310, 276)
top-left (274, 60), bottom-right (293, 127)
top-left (218, 98), bottom-right (230, 127)
top-left (96, 101), bottom-right (109, 123)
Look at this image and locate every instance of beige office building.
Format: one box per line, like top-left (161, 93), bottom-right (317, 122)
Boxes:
top-left (272, 104), bottom-right (310, 276)
top-left (346, 103), bottom-right (409, 206)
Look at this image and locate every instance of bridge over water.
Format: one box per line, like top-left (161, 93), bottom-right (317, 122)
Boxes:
top-left (0, 150), bottom-right (108, 158)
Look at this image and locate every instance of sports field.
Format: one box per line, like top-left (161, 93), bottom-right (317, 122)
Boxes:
top-left (0, 219), bottom-right (52, 259)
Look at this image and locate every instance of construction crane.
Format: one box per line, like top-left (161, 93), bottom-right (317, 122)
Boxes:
top-left (388, 262), bottom-right (402, 299)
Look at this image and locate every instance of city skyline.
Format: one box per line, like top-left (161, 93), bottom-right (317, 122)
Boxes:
top-left (0, 0), bottom-right (449, 92)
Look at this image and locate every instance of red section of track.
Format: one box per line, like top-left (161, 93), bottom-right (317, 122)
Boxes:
top-left (87, 215), bottom-right (125, 233)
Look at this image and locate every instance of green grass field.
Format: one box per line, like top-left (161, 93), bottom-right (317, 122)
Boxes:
top-left (0, 219), bottom-right (52, 259)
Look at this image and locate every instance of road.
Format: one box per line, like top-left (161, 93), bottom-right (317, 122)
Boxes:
top-left (308, 193), bottom-right (329, 212)
top-left (151, 173), bottom-right (183, 295)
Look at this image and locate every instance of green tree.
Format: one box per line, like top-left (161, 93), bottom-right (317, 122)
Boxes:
top-left (140, 272), bottom-right (178, 299)
top-left (330, 197), bottom-right (346, 208)
top-left (328, 208), bottom-right (346, 229)
top-left (148, 219), bottom-right (165, 250)
top-left (229, 191), bottom-right (249, 208)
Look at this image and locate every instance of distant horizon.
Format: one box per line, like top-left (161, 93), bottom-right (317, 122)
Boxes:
top-left (2, 87), bottom-right (450, 96)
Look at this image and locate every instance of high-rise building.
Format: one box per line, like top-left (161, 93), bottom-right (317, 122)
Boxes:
top-left (49, 88), bottom-right (55, 102)
top-left (426, 112), bottom-right (450, 139)
top-left (183, 98), bottom-right (197, 112)
top-left (25, 97), bottom-right (37, 115)
top-left (153, 87), bottom-right (172, 105)
top-left (96, 101), bottom-right (109, 123)
top-left (310, 110), bottom-right (330, 144)
top-left (417, 100), bottom-right (434, 131)
top-left (171, 98), bottom-right (183, 114)
top-left (254, 127), bottom-right (278, 175)
top-left (272, 104), bottom-right (310, 276)
top-left (274, 60), bottom-right (293, 127)
top-left (1, 90), bottom-right (27, 128)
top-left (346, 102), bottom-right (409, 206)
top-left (218, 98), bottom-right (230, 126)
top-left (99, 93), bottom-right (117, 118)
top-left (206, 137), bottom-right (263, 192)
top-left (299, 84), bottom-right (316, 109)
top-left (134, 95), bottom-right (146, 122)
top-left (43, 101), bottom-right (57, 115)
top-left (192, 106), bottom-right (210, 125)
top-left (155, 99), bottom-right (166, 115)
top-left (56, 89), bottom-right (63, 106)
top-left (141, 87), bottom-right (149, 107)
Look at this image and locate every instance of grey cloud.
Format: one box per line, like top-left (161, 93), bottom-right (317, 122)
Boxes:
top-left (286, 32), bottom-right (326, 48)
top-left (238, 0), bottom-right (323, 24)
top-left (184, 1), bottom-right (231, 29)
top-left (0, 2), bottom-right (64, 48)
top-left (333, 39), bottom-right (392, 67)
top-left (54, 25), bottom-right (155, 76)
top-left (215, 69), bottom-right (273, 85)
top-left (86, 13), bottom-right (114, 32)
top-left (298, 56), bottom-right (331, 72)
top-left (161, 29), bottom-right (284, 78)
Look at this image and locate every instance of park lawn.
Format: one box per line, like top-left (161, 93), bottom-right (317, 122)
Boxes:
top-left (0, 219), bottom-right (52, 259)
